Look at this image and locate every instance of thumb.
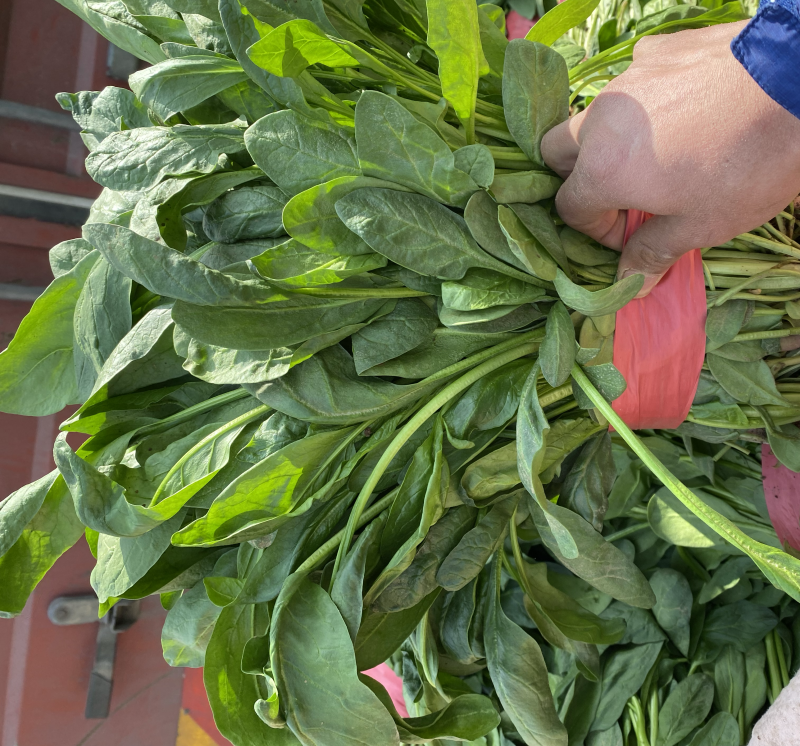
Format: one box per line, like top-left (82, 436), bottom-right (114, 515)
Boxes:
top-left (618, 214), bottom-right (694, 298)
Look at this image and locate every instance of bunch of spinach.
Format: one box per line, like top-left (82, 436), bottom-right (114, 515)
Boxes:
top-left (0, 0), bottom-right (798, 743)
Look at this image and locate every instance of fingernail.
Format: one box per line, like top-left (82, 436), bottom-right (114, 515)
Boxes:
top-left (620, 270), bottom-right (660, 298)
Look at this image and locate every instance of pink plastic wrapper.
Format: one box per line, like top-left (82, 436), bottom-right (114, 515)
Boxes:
top-left (364, 664), bottom-right (408, 717)
top-left (611, 210), bottom-right (707, 429)
top-left (506, 10), bottom-right (537, 39)
top-left (762, 444), bottom-right (800, 552)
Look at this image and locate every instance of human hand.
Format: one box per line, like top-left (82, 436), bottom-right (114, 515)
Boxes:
top-left (541, 22), bottom-right (800, 296)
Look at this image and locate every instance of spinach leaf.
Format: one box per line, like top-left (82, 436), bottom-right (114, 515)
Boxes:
top-left (337, 188), bottom-right (543, 284)
top-left (502, 39), bottom-right (569, 165)
top-left (656, 674), bottom-right (714, 746)
top-left (272, 575), bottom-right (400, 744)
top-left (355, 90), bottom-right (480, 207)
top-left (426, 0), bottom-right (489, 139)
top-left (0, 250), bottom-right (98, 415)
top-left (86, 125), bottom-right (247, 191)
top-left (484, 556), bottom-right (567, 746)
top-left (129, 56), bottom-right (249, 119)
top-left (649, 568), bottom-right (693, 656)
top-left (203, 184), bottom-right (288, 242)
top-left (245, 110), bottom-right (360, 196)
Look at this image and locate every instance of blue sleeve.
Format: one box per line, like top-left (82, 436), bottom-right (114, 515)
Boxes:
top-left (731, 0), bottom-right (800, 120)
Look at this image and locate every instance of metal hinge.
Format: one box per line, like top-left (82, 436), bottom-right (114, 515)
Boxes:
top-left (47, 596), bottom-right (141, 719)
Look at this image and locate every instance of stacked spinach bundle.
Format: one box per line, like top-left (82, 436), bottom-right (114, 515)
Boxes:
top-left (2, 0), bottom-right (800, 743)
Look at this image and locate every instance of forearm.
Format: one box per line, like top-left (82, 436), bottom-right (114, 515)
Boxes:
top-left (732, 0), bottom-right (800, 120)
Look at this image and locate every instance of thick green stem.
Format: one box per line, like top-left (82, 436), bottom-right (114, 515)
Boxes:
top-left (765, 630), bottom-right (782, 702)
top-left (730, 328), bottom-right (800, 343)
top-left (287, 286), bottom-right (430, 298)
top-left (133, 388), bottom-right (251, 438)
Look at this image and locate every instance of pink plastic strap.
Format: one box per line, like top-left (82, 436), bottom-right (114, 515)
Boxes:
top-left (363, 664), bottom-right (409, 717)
top-left (762, 444), bottom-right (800, 552)
top-left (611, 210), bottom-right (707, 429)
top-left (506, 10), bottom-right (536, 39)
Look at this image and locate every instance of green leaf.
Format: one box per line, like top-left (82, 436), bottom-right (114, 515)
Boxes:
top-left (376, 505), bottom-right (476, 612)
top-left (713, 645), bottom-right (745, 717)
top-left (531, 500), bottom-right (656, 608)
top-left (516, 364), bottom-right (581, 559)
top-left (57, 87), bottom-right (151, 151)
top-left (425, 0), bottom-right (489, 138)
top-left (497, 205), bottom-right (558, 281)
top-left (554, 269), bottom-right (643, 316)
top-left (685, 713), bottom-right (739, 746)
top-left (355, 91), bottom-right (481, 208)
top-left (702, 601), bottom-right (777, 652)
top-left (352, 299), bottom-right (438, 374)
top-left (526, 0), bottom-right (601, 46)
top-left (203, 184), bottom-right (288, 243)
top-left (129, 56), bottom-right (249, 119)
top-left (591, 642), bottom-right (662, 731)
top-left (488, 170), bottom-right (562, 204)
top-left (83, 223), bottom-right (268, 305)
top-left (502, 39), bottom-right (568, 165)
top-left (561, 432), bottom-right (614, 531)
top-left (0, 474), bottom-right (84, 616)
top-left (172, 427), bottom-right (352, 546)
top-left (743, 643), bottom-right (767, 733)
top-left (656, 674), bottom-right (714, 746)
top-left (484, 556), bottom-right (567, 746)
top-left (247, 18), bottom-right (359, 76)
top-left (460, 442), bottom-right (519, 501)
top-left (707, 355), bottom-right (789, 408)
top-left (522, 561), bottom-right (625, 644)
top-left (362, 676), bottom-right (500, 742)
top-left (173, 293), bottom-right (386, 351)
top-left (705, 300), bottom-right (748, 345)
top-left (247, 345), bottom-right (435, 424)
top-left (157, 168), bottom-right (265, 251)
top-left (73, 257), bottom-right (133, 400)
top-left (540, 301), bottom-right (576, 387)
top-left (204, 603), bottom-right (278, 746)
top-left (249, 239), bottom-right (386, 289)
top-left (91, 511), bottom-right (184, 602)
top-left (86, 124), bottom-right (247, 191)
top-left (0, 250), bottom-right (98, 416)
top-left (49, 237), bottom-right (96, 278)
top-left (331, 514), bottom-right (387, 641)
top-left (698, 556), bottom-right (753, 604)
top-left (0, 471), bottom-right (59, 556)
top-left (337, 188), bottom-right (542, 284)
top-left (245, 109), bottom-right (360, 196)
top-left (282, 175), bottom-right (399, 255)
top-left (436, 496), bottom-right (518, 591)
top-left (464, 190), bottom-right (528, 271)
top-left (161, 579), bottom-right (226, 667)
top-left (271, 574), bottom-right (400, 745)
top-left (453, 144), bottom-right (495, 189)
top-left (54, 0), bottom-right (167, 64)
top-left (354, 590), bottom-right (441, 671)
top-left (560, 227), bottom-right (617, 266)
top-left (445, 358), bottom-right (533, 442)
top-left (649, 568), bottom-right (693, 656)
top-left (442, 268), bottom-right (546, 311)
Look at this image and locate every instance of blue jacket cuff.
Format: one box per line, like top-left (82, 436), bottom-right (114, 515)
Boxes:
top-left (731, 3), bottom-right (800, 120)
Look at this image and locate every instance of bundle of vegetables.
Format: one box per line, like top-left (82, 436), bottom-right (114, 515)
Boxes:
top-left (1, 0), bottom-right (799, 743)
top-left (386, 431), bottom-right (800, 746)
